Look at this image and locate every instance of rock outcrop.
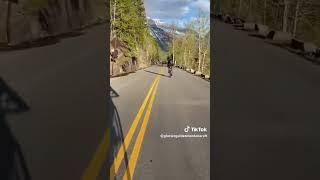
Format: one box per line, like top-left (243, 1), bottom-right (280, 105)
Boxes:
top-left (0, 0), bottom-right (105, 46)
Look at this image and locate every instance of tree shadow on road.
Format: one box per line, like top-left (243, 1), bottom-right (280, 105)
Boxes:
top-left (144, 70), bottom-right (171, 78)
top-left (106, 86), bottom-right (132, 180)
top-left (0, 77), bottom-right (31, 180)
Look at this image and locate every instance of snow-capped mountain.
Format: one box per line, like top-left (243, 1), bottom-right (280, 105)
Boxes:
top-left (148, 18), bottom-right (171, 51)
top-left (147, 18), bottom-right (185, 52)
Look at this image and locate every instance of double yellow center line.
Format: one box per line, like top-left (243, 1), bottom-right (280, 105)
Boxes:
top-left (82, 69), bottom-right (162, 180)
top-left (110, 74), bottom-right (160, 180)
top-left (111, 73), bottom-right (161, 180)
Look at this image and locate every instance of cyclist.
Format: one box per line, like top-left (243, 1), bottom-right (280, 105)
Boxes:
top-left (167, 55), bottom-right (173, 77)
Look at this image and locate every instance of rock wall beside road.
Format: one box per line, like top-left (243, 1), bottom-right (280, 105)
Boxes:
top-left (0, 0), bottom-right (106, 46)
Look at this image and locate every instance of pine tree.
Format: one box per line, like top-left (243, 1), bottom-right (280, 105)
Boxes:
top-left (111, 0), bottom-right (160, 64)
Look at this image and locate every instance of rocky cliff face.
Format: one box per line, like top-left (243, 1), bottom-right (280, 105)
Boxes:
top-left (0, 0), bottom-right (106, 46)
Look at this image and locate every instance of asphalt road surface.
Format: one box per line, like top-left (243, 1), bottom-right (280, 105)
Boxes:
top-left (108, 66), bottom-right (210, 180)
top-left (0, 23), bottom-right (210, 180)
top-left (213, 20), bottom-right (320, 180)
top-left (0, 25), bottom-right (109, 180)
top-left (4, 16), bottom-right (318, 180)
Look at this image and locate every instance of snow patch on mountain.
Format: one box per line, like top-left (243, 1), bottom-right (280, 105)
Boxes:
top-left (147, 18), bottom-right (185, 52)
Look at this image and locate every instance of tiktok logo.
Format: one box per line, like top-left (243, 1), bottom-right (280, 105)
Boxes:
top-left (184, 126), bottom-right (190, 132)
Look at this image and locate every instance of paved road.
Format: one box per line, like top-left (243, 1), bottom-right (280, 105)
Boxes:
top-left (213, 20), bottom-right (320, 180)
top-left (0, 25), bottom-right (109, 180)
top-left (108, 66), bottom-right (210, 180)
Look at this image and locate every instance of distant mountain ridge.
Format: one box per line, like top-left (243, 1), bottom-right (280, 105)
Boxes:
top-left (147, 18), bottom-right (185, 52)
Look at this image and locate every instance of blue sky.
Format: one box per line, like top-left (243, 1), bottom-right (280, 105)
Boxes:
top-left (144, 0), bottom-right (210, 27)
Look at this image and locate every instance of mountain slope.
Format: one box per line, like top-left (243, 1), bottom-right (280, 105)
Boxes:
top-left (147, 18), bottom-right (185, 52)
top-left (148, 18), bottom-right (171, 51)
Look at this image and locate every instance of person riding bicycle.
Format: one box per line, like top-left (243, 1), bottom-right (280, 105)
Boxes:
top-left (167, 55), bottom-right (173, 72)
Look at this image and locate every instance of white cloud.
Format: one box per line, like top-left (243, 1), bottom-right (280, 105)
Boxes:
top-left (144, 0), bottom-right (210, 26)
top-left (144, 0), bottom-right (192, 19)
top-left (191, 0), bottom-right (210, 13)
top-left (182, 6), bottom-right (190, 14)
